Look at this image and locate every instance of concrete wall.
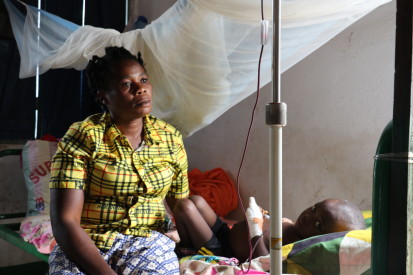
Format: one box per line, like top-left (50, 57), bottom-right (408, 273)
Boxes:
top-left (184, 1), bottom-right (396, 220)
top-left (128, 0), bottom-right (176, 22)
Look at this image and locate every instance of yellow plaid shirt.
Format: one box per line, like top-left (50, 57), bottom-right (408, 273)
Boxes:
top-left (50, 113), bottom-right (189, 250)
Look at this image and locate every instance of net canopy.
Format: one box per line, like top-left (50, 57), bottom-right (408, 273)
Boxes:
top-left (4, 0), bottom-right (390, 136)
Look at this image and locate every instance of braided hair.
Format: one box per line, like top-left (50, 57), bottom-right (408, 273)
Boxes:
top-left (85, 46), bottom-right (145, 110)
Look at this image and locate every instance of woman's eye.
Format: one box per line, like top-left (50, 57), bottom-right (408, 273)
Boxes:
top-left (121, 83), bottom-right (131, 89)
top-left (141, 78), bottom-right (149, 83)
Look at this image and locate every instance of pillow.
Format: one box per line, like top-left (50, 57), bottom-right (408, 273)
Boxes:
top-left (282, 211), bottom-right (372, 275)
top-left (362, 210), bottom-right (372, 228)
top-left (22, 138), bottom-right (58, 216)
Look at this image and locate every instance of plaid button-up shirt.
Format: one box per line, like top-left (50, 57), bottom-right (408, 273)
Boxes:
top-left (50, 113), bottom-right (189, 249)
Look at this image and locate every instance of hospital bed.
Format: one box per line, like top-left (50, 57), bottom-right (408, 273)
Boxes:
top-left (0, 143), bottom-right (376, 274)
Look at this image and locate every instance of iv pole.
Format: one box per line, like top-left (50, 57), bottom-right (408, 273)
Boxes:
top-left (266, 0), bottom-right (286, 273)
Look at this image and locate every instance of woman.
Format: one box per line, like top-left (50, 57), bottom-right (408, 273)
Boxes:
top-left (49, 46), bottom-right (189, 274)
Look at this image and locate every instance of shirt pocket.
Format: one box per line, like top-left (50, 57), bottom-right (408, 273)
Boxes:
top-left (142, 159), bottom-right (175, 194)
top-left (92, 153), bottom-right (118, 171)
top-left (90, 153), bottom-right (137, 195)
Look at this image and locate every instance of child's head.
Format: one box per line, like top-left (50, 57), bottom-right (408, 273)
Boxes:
top-left (294, 199), bottom-right (366, 239)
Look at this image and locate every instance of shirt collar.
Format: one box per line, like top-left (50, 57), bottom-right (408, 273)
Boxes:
top-left (100, 113), bottom-right (163, 146)
top-left (143, 115), bottom-right (163, 146)
top-left (99, 113), bottom-right (120, 142)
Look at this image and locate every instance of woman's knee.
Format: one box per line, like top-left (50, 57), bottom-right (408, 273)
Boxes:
top-left (189, 195), bottom-right (208, 209)
top-left (173, 198), bottom-right (197, 217)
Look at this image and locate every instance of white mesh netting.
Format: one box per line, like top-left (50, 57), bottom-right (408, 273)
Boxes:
top-left (4, 0), bottom-right (390, 136)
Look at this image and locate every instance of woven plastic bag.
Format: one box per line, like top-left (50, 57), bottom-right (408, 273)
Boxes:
top-left (22, 138), bottom-right (58, 216)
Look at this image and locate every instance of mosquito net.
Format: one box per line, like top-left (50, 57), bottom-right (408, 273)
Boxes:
top-left (4, 0), bottom-right (390, 136)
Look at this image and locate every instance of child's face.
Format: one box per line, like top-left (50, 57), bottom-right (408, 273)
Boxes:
top-left (294, 199), bottom-right (348, 239)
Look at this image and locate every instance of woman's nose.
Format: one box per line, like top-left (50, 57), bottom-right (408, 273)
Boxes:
top-left (135, 84), bottom-right (146, 95)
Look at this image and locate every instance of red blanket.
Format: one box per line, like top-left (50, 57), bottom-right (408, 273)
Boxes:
top-left (188, 168), bottom-right (238, 217)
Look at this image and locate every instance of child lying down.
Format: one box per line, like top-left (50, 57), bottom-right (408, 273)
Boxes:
top-left (167, 196), bottom-right (366, 262)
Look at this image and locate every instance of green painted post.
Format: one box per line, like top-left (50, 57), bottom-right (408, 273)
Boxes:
top-left (371, 121), bottom-right (392, 275)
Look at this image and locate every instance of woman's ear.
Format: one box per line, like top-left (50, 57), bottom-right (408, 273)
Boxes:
top-left (97, 90), bottom-right (106, 105)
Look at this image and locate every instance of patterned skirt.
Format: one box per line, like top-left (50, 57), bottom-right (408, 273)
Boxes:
top-left (49, 231), bottom-right (179, 275)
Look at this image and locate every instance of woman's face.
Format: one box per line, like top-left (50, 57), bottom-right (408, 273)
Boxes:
top-left (99, 59), bottom-right (152, 122)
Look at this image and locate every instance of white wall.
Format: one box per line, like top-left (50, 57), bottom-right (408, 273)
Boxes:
top-left (129, 0), bottom-right (176, 22)
top-left (184, 1), bottom-right (396, 220)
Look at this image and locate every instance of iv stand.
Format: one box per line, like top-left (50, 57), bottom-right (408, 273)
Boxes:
top-left (266, 0), bottom-right (286, 274)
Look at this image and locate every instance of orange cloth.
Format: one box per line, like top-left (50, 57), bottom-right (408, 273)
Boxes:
top-left (188, 168), bottom-right (238, 217)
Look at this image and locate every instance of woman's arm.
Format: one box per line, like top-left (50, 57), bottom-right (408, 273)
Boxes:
top-left (50, 188), bottom-right (116, 275)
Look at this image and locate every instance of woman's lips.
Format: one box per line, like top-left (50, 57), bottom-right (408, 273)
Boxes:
top-left (134, 99), bottom-right (151, 107)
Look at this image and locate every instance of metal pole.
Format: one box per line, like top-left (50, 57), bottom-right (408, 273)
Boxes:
top-left (266, 0), bottom-right (286, 274)
top-left (125, 0), bottom-right (129, 26)
top-left (272, 0), bottom-right (281, 104)
top-left (268, 126), bottom-right (283, 274)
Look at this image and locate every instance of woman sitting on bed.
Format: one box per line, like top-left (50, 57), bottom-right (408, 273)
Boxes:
top-left (171, 196), bottom-right (366, 262)
top-left (49, 46), bottom-right (189, 275)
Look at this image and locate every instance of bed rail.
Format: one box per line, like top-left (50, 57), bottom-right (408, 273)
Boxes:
top-left (0, 148), bottom-right (49, 274)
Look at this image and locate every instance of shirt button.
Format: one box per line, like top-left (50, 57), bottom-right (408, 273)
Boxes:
top-left (127, 196), bottom-right (134, 205)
